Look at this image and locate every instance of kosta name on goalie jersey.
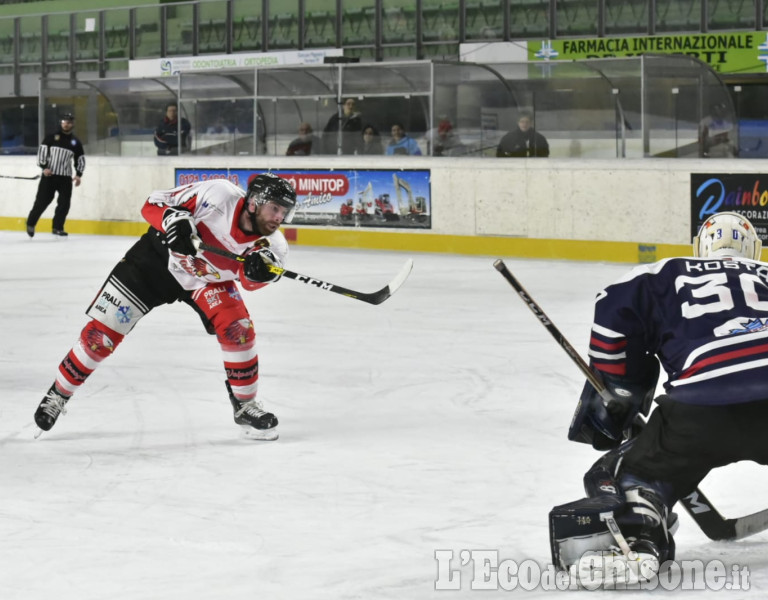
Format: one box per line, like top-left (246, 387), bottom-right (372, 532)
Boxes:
top-left (683, 257), bottom-right (768, 276)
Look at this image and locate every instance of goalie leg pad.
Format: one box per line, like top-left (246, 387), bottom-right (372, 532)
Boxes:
top-left (551, 445), bottom-right (677, 574)
top-left (549, 495), bottom-right (625, 571)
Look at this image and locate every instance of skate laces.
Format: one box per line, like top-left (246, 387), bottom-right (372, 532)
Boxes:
top-left (234, 399), bottom-right (267, 419)
top-left (41, 390), bottom-right (68, 418)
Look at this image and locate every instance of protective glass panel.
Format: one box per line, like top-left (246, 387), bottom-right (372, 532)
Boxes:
top-left (556, 0), bottom-right (599, 37)
top-left (305, 0), bottom-right (337, 48)
top-left (488, 61), bottom-right (622, 158)
top-left (37, 56), bottom-right (733, 161)
top-left (465, 0), bottom-right (503, 41)
top-left (268, 0), bottom-right (300, 51)
top-left (0, 99), bottom-right (38, 154)
top-left (642, 54), bottom-right (736, 158)
top-left (198, 1), bottom-right (230, 55)
top-left (104, 9), bottom-right (131, 71)
top-left (509, 0), bottom-right (549, 38)
top-left (707, 0), bottom-right (755, 30)
top-left (430, 62), bottom-right (516, 156)
top-left (134, 6), bottom-right (162, 59)
top-left (180, 71), bottom-right (261, 155)
top-left (0, 17), bottom-right (14, 76)
top-left (46, 13), bottom-right (71, 71)
top-left (232, 0), bottom-right (263, 53)
top-left (342, 0), bottom-right (375, 49)
top-left (605, 0), bottom-right (648, 36)
top-left (74, 11), bottom-right (101, 72)
top-left (167, 3), bottom-right (195, 56)
top-left (656, 0), bottom-right (702, 33)
top-left (422, 0), bottom-right (458, 58)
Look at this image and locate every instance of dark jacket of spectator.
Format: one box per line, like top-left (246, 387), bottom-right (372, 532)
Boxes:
top-left (154, 103), bottom-right (191, 156)
top-left (358, 124), bottom-right (383, 155)
top-left (496, 113), bottom-right (549, 158)
top-left (286, 123), bottom-right (321, 156)
top-left (322, 98), bottom-right (363, 155)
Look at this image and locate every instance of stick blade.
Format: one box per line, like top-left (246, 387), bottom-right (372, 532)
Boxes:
top-left (733, 508), bottom-right (768, 540)
top-left (363, 258), bottom-right (413, 305)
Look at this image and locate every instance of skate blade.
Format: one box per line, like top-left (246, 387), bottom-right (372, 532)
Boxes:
top-left (239, 424), bottom-right (279, 441)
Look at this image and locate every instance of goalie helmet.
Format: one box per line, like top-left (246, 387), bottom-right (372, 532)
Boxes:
top-left (246, 173), bottom-right (297, 224)
top-left (693, 211), bottom-right (762, 260)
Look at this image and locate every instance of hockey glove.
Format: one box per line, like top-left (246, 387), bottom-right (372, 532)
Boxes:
top-left (162, 208), bottom-right (197, 255)
top-left (243, 248), bottom-right (282, 283)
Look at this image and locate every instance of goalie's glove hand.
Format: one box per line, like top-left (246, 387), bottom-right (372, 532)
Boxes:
top-left (162, 208), bottom-right (197, 256)
top-left (243, 248), bottom-right (282, 283)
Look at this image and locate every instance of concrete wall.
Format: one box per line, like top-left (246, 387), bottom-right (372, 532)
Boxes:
top-left (0, 155), bottom-right (757, 262)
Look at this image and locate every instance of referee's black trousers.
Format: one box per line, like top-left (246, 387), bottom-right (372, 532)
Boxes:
top-left (28, 174), bottom-right (73, 231)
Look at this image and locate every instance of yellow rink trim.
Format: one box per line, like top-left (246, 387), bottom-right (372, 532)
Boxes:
top-left (0, 216), bottom-right (692, 263)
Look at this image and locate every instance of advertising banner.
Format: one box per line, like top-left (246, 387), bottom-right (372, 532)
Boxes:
top-left (530, 31), bottom-right (768, 74)
top-left (129, 48), bottom-right (343, 77)
top-left (690, 173), bottom-right (768, 240)
top-left (175, 168), bottom-right (431, 229)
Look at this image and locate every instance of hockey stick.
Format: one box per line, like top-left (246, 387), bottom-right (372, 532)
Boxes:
top-left (492, 259), bottom-right (614, 405)
top-left (679, 490), bottom-right (768, 541)
top-left (196, 240), bottom-right (413, 305)
top-left (0, 173), bottom-right (40, 180)
top-left (493, 258), bottom-right (768, 541)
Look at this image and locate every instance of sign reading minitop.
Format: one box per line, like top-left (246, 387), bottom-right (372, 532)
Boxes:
top-left (530, 31), bottom-right (768, 73)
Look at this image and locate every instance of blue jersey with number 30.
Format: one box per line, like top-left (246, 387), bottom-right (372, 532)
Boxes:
top-left (589, 256), bottom-right (768, 405)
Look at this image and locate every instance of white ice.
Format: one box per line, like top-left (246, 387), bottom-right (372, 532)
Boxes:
top-left (1, 231), bottom-right (767, 599)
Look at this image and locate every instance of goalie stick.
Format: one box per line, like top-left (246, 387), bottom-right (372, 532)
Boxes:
top-left (493, 258), bottom-right (768, 541)
top-left (194, 239), bottom-right (413, 305)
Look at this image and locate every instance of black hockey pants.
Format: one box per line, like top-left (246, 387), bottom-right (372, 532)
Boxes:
top-left (621, 395), bottom-right (768, 502)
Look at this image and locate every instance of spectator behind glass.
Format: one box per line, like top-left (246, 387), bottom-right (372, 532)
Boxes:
top-left (286, 122), bottom-right (321, 156)
top-left (699, 102), bottom-right (736, 158)
top-left (154, 102), bottom-right (192, 156)
top-left (206, 116), bottom-right (232, 135)
top-left (432, 120), bottom-right (466, 157)
top-left (385, 123), bottom-right (422, 156)
top-left (496, 111), bottom-right (549, 158)
top-left (322, 98), bottom-right (363, 155)
top-left (358, 124), bottom-right (383, 155)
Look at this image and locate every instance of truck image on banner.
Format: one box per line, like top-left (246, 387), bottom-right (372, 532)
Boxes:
top-left (175, 168), bottom-right (431, 229)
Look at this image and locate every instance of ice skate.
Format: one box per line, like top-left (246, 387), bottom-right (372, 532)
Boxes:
top-left (34, 384), bottom-right (70, 437)
top-left (226, 382), bottom-right (278, 441)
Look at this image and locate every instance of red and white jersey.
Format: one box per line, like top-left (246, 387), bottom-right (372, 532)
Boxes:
top-left (141, 179), bottom-right (289, 291)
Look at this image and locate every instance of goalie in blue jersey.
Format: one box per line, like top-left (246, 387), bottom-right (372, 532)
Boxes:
top-left (550, 211), bottom-right (768, 585)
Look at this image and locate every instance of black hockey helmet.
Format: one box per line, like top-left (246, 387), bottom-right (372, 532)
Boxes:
top-left (246, 173), bottom-right (297, 224)
top-left (60, 112), bottom-right (75, 121)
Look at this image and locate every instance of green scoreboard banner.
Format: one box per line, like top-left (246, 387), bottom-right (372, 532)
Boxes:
top-left (530, 31), bottom-right (768, 73)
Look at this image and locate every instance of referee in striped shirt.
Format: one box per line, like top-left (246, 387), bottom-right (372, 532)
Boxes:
top-left (26, 112), bottom-right (86, 237)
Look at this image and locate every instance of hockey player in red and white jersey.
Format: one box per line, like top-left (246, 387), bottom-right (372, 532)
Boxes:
top-left (33, 172), bottom-right (297, 440)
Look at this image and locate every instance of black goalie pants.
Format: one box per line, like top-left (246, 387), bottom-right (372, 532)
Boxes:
top-left (621, 395), bottom-right (768, 502)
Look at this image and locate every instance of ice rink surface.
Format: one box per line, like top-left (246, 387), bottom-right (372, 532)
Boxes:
top-left (2, 230), bottom-right (768, 599)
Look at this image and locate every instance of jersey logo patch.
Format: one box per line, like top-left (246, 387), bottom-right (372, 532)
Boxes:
top-left (713, 317), bottom-right (768, 337)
